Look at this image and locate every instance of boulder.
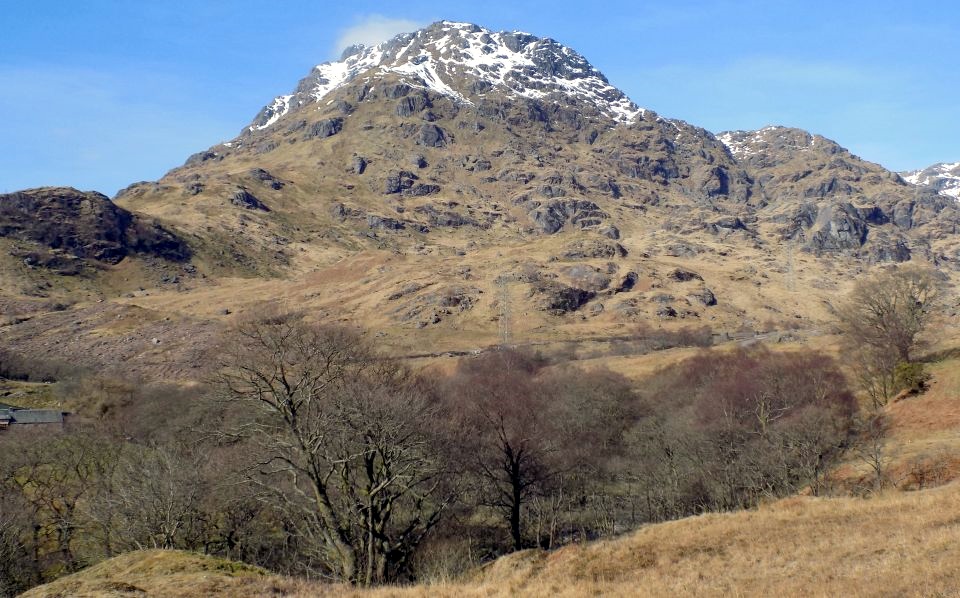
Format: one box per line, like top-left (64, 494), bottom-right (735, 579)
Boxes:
top-left (614, 271), bottom-right (638, 293)
top-left (352, 156), bottom-right (368, 175)
top-left (686, 287), bottom-right (717, 306)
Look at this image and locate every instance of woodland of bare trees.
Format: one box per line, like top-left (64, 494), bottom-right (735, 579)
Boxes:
top-left (3, 266), bottom-right (949, 592)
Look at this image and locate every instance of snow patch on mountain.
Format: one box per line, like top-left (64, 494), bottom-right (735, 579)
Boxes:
top-left (250, 20), bottom-right (645, 131)
top-left (718, 126), bottom-right (821, 159)
top-left (901, 162), bottom-right (960, 200)
top-left (251, 95), bottom-right (294, 131)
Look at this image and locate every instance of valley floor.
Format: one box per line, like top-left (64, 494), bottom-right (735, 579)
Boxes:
top-left (23, 480), bottom-right (960, 598)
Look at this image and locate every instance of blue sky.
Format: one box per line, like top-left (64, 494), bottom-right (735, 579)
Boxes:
top-left (1, 0), bottom-right (957, 195)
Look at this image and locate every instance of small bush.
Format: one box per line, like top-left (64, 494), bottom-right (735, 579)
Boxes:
top-left (635, 322), bottom-right (713, 350)
top-left (894, 361), bottom-right (930, 394)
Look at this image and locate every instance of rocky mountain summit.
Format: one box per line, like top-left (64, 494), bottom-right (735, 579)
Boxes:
top-left (902, 162), bottom-right (960, 200)
top-left (248, 20), bottom-right (644, 133)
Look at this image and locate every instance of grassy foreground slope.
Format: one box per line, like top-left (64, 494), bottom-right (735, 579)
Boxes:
top-left (23, 482), bottom-right (960, 598)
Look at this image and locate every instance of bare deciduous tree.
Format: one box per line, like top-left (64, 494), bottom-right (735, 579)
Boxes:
top-left (837, 265), bottom-right (943, 363)
top-left (216, 312), bottom-right (455, 585)
top-left (445, 350), bottom-right (637, 551)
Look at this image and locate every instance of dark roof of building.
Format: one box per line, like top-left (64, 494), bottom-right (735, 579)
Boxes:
top-left (2, 408), bottom-right (65, 424)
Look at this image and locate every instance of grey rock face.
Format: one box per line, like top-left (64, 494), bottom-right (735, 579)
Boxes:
top-left (806, 203), bottom-right (868, 253)
top-left (384, 171), bottom-right (419, 194)
top-left (249, 168), bottom-right (284, 190)
top-left (396, 93), bottom-right (432, 117)
top-left (231, 189), bottom-right (270, 211)
top-left (413, 205), bottom-right (477, 228)
top-left (367, 215), bottom-right (406, 230)
top-left (418, 124), bottom-right (447, 147)
top-left (706, 216), bottom-right (747, 234)
top-left (303, 118), bottom-right (344, 140)
top-left (863, 237), bottom-right (912, 263)
top-left (527, 199), bottom-right (609, 234)
top-left (184, 151), bottom-right (220, 167)
top-left (383, 83), bottom-right (412, 98)
top-left (531, 281), bottom-right (595, 314)
top-left (563, 265), bottom-right (611, 292)
top-left (598, 225), bottom-right (621, 240)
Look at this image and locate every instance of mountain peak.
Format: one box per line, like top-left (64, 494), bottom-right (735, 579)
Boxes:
top-left (901, 161), bottom-right (960, 200)
top-left (249, 21), bottom-right (644, 132)
top-left (716, 126), bottom-right (838, 160)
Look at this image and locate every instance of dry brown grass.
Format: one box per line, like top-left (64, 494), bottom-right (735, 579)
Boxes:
top-left (18, 550), bottom-right (330, 598)
top-left (24, 481), bottom-right (960, 598)
top-left (828, 351), bottom-right (960, 491)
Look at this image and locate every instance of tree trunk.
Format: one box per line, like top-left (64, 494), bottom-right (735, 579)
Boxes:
top-left (509, 461), bottom-right (523, 551)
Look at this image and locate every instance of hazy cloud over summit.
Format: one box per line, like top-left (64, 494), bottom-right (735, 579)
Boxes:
top-left (334, 15), bottom-right (423, 53)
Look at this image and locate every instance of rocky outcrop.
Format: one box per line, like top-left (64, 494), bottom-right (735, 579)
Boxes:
top-left (413, 205), bottom-right (479, 228)
top-left (562, 265), bottom-right (610, 292)
top-left (805, 203), bottom-right (869, 253)
top-left (303, 118), bottom-right (343, 140)
top-left (248, 168), bottom-right (284, 190)
top-left (526, 199), bottom-right (609, 234)
top-left (396, 285), bottom-right (481, 326)
top-left (613, 271), bottom-right (638, 293)
top-left (384, 171), bottom-right (420, 194)
top-left (0, 187), bottom-right (190, 265)
top-left (231, 189), bottom-right (270, 211)
top-left (561, 238), bottom-right (628, 259)
top-left (529, 281), bottom-right (595, 314)
top-left (418, 124), bottom-right (448, 147)
top-left (668, 269), bottom-right (703, 282)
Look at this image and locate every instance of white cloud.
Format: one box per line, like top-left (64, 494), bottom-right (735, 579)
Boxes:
top-left (334, 15), bottom-right (423, 53)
